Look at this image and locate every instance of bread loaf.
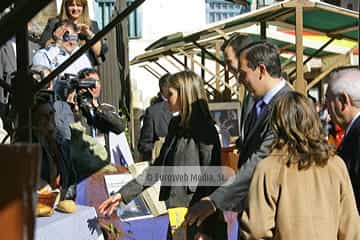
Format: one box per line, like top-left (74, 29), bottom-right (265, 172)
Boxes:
top-left (57, 200), bottom-right (77, 213)
top-left (36, 203), bottom-right (54, 217)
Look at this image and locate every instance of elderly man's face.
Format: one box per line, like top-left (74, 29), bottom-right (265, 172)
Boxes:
top-left (325, 89), bottom-right (346, 128)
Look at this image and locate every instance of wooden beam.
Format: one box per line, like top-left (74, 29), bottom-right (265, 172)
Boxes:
top-left (260, 21), bottom-right (267, 39)
top-left (306, 51), bottom-right (353, 91)
top-left (281, 54), bottom-right (296, 68)
top-left (214, 28), bottom-right (230, 40)
top-left (143, 65), bottom-right (160, 79)
top-left (201, 50), bottom-right (205, 80)
top-left (215, 40), bottom-right (221, 91)
top-left (279, 43), bottom-right (293, 52)
top-left (274, 10), bottom-right (296, 22)
top-left (170, 55), bottom-right (189, 70)
top-left (146, 64), bottom-right (162, 77)
top-left (294, 1), bottom-right (306, 93)
top-left (329, 25), bottom-right (358, 36)
top-left (192, 41), bottom-right (226, 67)
top-left (289, 37), bottom-right (335, 77)
top-left (282, 0), bottom-right (315, 8)
top-left (163, 56), bottom-right (182, 71)
top-left (14, 24), bottom-right (32, 142)
top-left (176, 48), bottom-right (217, 77)
top-left (306, 63), bottom-right (338, 91)
top-left (264, 8), bottom-right (295, 22)
top-left (153, 60), bottom-right (170, 73)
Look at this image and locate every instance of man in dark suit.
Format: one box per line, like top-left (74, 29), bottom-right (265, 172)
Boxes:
top-left (326, 66), bottom-right (360, 213)
top-left (138, 73), bottom-right (173, 162)
top-left (184, 40), bottom-right (292, 228)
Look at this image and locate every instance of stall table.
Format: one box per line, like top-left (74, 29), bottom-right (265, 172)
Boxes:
top-left (35, 205), bottom-right (104, 240)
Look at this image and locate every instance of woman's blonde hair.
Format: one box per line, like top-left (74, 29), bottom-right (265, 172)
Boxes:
top-left (270, 91), bottom-right (336, 170)
top-left (168, 71), bottom-right (211, 128)
top-left (60, 0), bottom-right (91, 26)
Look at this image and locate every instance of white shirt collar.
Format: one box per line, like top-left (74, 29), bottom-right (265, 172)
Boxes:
top-left (262, 79), bottom-right (286, 105)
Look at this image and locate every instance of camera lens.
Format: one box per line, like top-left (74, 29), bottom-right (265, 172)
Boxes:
top-left (62, 31), bottom-right (70, 41)
top-left (63, 31), bottom-right (78, 41)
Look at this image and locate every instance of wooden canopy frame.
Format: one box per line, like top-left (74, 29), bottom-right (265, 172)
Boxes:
top-left (131, 0), bottom-right (359, 96)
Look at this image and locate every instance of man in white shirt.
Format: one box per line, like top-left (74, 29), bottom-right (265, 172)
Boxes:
top-left (32, 19), bottom-right (92, 82)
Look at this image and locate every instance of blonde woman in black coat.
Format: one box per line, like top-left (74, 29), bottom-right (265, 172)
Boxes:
top-left (99, 70), bottom-right (226, 239)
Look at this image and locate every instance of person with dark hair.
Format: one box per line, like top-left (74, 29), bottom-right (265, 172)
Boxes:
top-left (150, 73), bottom-right (171, 105)
top-left (40, 0), bottom-right (107, 65)
top-left (184, 41), bottom-right (292, 230)
top-left (221, 33), bottom-right (253, 75)
top-left (99, 70), bottom-right (226, 239)
top-left (240, 91), bottom-right (360, 239)
top-left (326, 66), bottom-right (360, 213)
top-left (32, 92), bottom-right (77, 199)
top-left (75, 67), bottom-right (125, 142)
top-left (138, 73), bottom-right (172, 162)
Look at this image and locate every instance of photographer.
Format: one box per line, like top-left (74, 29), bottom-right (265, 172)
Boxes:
top-left (72, 68), bottom-right (125, 150)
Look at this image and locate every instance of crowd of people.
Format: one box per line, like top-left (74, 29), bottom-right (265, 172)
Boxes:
top-left (0, 0), bottom-right (124, 202)
top-left (0, 1), bottom-right (359, 239)
top-left (98, 34), bottom-right (360, 240)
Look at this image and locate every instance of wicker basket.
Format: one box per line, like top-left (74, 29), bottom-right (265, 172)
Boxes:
top-left (37, 190), bottom-right (60, 208)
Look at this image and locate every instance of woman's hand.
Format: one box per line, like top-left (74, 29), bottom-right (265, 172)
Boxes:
top-left (77, 23), bottom-right (102, 57)
top-left (98, 193), bottom-right (122, 216)
top-left (77, 23), bottom-right (94, 40)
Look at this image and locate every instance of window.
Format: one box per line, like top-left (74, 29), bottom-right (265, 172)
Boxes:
top-left (126, 0), bottom-right (142, 39)
top-left (95, 0), bottom-right (142, 39)
top-left (95, 0), bottom-right (116, 29)
top-left (206, 0), bottom-right (250, 24)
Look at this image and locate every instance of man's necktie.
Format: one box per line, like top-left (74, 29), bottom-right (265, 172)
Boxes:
top-left (256, 100), bottom-right (266, 118)
top-left (244, 99), bottom-right (266, 138)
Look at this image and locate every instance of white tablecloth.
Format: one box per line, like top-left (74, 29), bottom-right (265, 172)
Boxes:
top-left (35, 205), bottom-right (104, 240)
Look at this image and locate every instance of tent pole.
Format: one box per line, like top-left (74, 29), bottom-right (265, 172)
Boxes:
top-left (153, 60), bottom-right (170, 73)
top-left (260, 21), bottom-right (267, 39)
top-left (295, 1), bottom-right (306, 93)
top-left (14, 23), bottom-right (32, 142)
top-left (201, 50), bottom-right (206, 80)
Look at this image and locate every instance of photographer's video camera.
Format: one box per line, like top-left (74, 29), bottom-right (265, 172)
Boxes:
top-left (57, 73), bottom-right (96, 107)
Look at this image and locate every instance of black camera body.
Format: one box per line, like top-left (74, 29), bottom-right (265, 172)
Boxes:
top-left (59, 73), bottom-right (96, 90)
top-left (57, 73), bottom-right (96, 106)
